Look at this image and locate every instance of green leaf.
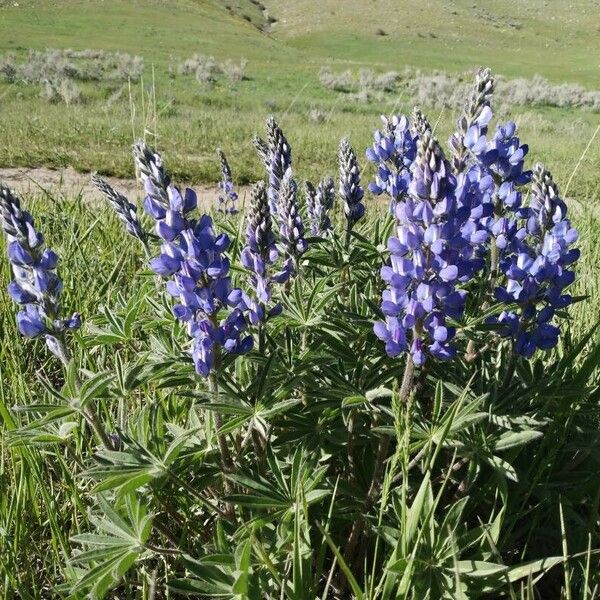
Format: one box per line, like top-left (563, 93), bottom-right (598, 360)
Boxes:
top-left (493, 429), bottom-right (543, 451)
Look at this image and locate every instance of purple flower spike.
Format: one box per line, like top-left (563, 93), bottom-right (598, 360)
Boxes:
top-left (491, 164), bottom-right (578, 355)
top-left (216, 149), bottom-right (239, 215)
top-left (253, 117), bottom-right (292, 216)
top-left (366, 114), bottom-right (417, 213)
top-left (306, 176), bottom-right (335, 237)
top-left (339, 137), bottom-right (365, 229)
top-left (91, 173), bottom-right (147, 243)
top-left (276, 172), bottom-right (307, 271)
top-left (448, 68), bottom-right (495, 174)
top-left (134, 139), bottom-right (195, 242)
top-left (240, 181), bottom-right (283, 324)
top-left (1, 182), bottom-right (80, 357)
top-left (374, 118), bottom-right (473, 365)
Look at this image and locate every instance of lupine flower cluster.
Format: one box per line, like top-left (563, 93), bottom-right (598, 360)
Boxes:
top-left (253, 117), bottom-right (292, 216)
top-left (366, 115), bottom-right (417, 212)
top-left (372, 68), bottom-right (579, 364)
top-left (240, 181), bottom-right (286, 324)
top-left (493, 164), bottom-right (579, 356)
top-left (373, 127), bottom-right (471, 365)
top-left (0, 182), bottom-right (80, 361)
top-left (338, 138), bottom-right (365, 230)
top-left (134, 140), bottom-right (252, 376)
top-left (305, 176), bottom-right (335, 236)
top-left (216, 149), bottom-right (239, 215)
top-left (91, 173), bottom-right (147, 244)
top-left (276, 172), bottom-right (307, 271)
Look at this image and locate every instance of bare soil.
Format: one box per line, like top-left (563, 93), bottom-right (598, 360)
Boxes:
top-left (0, 166), bottom-right (246, 209)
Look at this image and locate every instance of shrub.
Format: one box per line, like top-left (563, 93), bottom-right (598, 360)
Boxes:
top-left (222, 57), bottom-right (248, 82)
top-left (309, 107), bottom-right (327, 123)
top-left (319, 66), bottom-right (355, 92)
top-left (40, 76), bottom-right (82, 105)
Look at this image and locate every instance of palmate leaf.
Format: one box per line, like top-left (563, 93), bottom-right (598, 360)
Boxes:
top-left (167, 555), bottom-right (237, 598)
top-left (69, 494), bottom-right (153, 597)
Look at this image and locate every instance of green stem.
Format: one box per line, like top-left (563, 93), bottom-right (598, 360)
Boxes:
top-left (343, 355), bottom-right (415, 565)
top-left (54, 334), bottom-right (115, 451)
top-left (209, 370), bottom-right (233, 475)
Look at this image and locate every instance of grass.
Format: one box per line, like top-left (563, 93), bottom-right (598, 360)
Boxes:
top-left (0, 0), bottom-right (598, 203)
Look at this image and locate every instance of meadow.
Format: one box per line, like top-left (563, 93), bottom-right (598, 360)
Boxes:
top-left (1, 1), bottom-right (600, 599)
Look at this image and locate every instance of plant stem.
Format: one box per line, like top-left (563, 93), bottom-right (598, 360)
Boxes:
top-left (343, 355), bottom-right (415, 566)
top-left (208, 370), bottom-right (234, 475)
top-left (53, 334), bottom-right (115, 451)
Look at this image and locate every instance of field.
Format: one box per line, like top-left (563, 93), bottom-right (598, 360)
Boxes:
top-left (0, 0), bottom-right (599, 196)
top-left (1, 1), bottom-right (600, 598)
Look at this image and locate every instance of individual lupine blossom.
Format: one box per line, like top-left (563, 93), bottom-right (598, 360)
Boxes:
top-left (448, 67), bottom-right (494, 173)
top-left (305, 176), bottom-right (335, 236)
top-left (91, 173), bottom-right (147, 243)
top-left (366, 114), bottom-right (417, 212)
top-left (276, 172), bottom-right (307, 277)
top-left (253, 117), bottom-right (292, 215)
top-left (133, 140), bottom-right (197, 242)
top-left (338, 137), bottom-right (365, 228)
top-left (0, 182), bottom-right (80, 359)
top-left (373, 126), bottom-right (471, 366)
top-left (240, 181), bottom-right (286, 324)
top-left (493, 164), bottom-right (579, 356)
top-left (216, 148), bottom-right (238, 215)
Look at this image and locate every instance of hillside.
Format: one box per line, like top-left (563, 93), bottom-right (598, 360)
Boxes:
top-left (0, 0), bottom-right (598, 201)
top-left (262, 0), bottom-right (600, 86)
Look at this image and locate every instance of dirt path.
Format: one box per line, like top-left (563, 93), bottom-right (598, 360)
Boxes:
top-left (0, 166), bottom-right (247, 208)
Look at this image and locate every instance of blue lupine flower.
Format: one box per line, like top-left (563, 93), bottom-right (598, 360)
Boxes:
top-left (0, 182), bottom-right (80, 359)
top-left (134, 139), bottom-right (197, 242)
top-left (492, 164), bottom-right (578, 356)
top-left (276, 171), bottom-right (307, 276)
top-left (157, 214), bottom-right (253, 376)
top-left (338, 137), bottom-right (365, 228)
top-left (134, 143), bottom-right (252, 377)
top-left (91, 173), bottom-right (147, 243)
top-left (480, 121), bottom-right (532, 187)
top-left (254, 117), bottom-right (292, 216)
top-left (448, 67), bottom-right (494, 173)
top-left (216, 149), bottom-right (239, 215)
top-left (374, 123), bottom-right (471, 365)
top-left (240, 181), bottom-right (284, 324)
top-left (366, 115), bottom-right (417, 212)
top-left (305, 177), bottom-right (335, 237)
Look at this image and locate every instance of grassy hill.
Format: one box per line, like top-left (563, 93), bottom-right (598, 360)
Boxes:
top-left (263, 0), bottom-right (600, 86)
top-left (0, 0), bottom-right (598, 201)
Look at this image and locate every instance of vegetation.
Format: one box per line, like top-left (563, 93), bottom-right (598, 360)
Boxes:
top-left (1, 2), bottom-right (600, 599)
top-left (0, 0), bottom-right (598, 201)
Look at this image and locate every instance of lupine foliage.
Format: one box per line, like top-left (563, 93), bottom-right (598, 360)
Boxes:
top-left (1, 68), bottom-right (600, 600)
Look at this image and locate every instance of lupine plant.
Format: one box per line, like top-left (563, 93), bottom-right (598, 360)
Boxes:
top-left (2, 68), bottom-right (599, 600)
top-left (216, 148), bottom-right (239, 215)
top-left (305, 176), bottom-right (335, 237)
top-left (0, 182), bottom-right (80, 362)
